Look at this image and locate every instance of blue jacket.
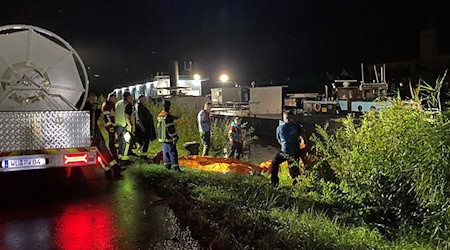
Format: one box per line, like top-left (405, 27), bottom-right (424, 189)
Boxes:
top-left (276, 121), bottom-right (303, 154)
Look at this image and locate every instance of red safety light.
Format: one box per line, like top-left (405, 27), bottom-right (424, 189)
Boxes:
top-left (64, 153), bottom-right (88, 165)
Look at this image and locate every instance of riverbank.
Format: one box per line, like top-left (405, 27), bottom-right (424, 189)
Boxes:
top-left (128, 162), bottom-right (433, 250)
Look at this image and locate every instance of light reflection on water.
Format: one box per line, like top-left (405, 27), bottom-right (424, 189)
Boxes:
top-left (54, 202), bottom-right (117, 249)
top-left (0, 172), bottom-right (200, 249)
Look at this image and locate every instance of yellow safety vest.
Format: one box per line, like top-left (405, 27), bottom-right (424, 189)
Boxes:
top-left (115, 100), bottom-right (127, 127)
top-left (157, 111), bottom-right (177, 143)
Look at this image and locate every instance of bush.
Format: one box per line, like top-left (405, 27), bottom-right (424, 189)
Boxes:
top-left (210, 118), bottom-right (258, 160)
top-left (309, 77), bottom-right (450, 247)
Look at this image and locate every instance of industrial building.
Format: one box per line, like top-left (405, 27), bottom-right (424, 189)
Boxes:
top-left (112, 60), bottom-right (208, 100)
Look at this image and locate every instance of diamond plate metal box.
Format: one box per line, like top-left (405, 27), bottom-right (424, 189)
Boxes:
top-left (0, 111), bottom-right (91, 152)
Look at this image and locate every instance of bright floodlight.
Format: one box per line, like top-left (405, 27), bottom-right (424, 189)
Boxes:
top-left (219, 74), bottom-right (229, 83)
top-left (193, 73), bottom-right (201, 80)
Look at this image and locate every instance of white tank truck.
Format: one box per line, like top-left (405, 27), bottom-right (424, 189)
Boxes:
top-left (0, 24), bottom-right (113, 178)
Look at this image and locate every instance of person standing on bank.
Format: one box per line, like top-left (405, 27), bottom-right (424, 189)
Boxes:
top-left (115, 92), bottom-right (134, 163)
top-left (100, 93), bottom-right (118, 160)
top-left (136, 95), bottom-right (156, 159)
top-left (228, 117), bottom-right (243, 159)
top-left (157, 101), bottom-right (182, 172)
top-left (197, 102), bottom-right (213, 156)
top-left (270, 111), bottom-right (305, 186)
top-left (85, 93), bottom-right (118, 173)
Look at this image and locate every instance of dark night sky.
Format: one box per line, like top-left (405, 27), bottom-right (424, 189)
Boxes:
top-left (1, 0), bottom-right (448, 94)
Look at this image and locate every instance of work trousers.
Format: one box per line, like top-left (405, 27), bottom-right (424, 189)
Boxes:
top-left (228, 141), bottom-right (243, 159)
top-left (162, 142), bottom-right (179, 169)
top-left (95, 133), bottom-right (118, 170)
top-left (270, 151), bottom-right (301, 185)
top-left (141, 137), bottom-right (150, 155)
top-left (201, 131), bottom-right (211, 156)
top-left (107, 128), bottom-right (118, 160)
top-left (118, 126), bottom-right (130, 160)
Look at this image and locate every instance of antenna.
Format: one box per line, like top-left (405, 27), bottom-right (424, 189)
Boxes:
top-left (361, 63), bottom-right (365, 84)
top-left (183, 61), bottom-right (198, 72)
top-left (373, 65), bottom-right (379, 83)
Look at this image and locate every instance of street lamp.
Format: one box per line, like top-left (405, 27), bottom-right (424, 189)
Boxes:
top-left (219, 74), bottom-right (229, 83)
top-left (193, 73), bottom-right (201, 80)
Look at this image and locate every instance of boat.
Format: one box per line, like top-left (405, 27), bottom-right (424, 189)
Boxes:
top-left (285, 63), bottom-right (392, 116)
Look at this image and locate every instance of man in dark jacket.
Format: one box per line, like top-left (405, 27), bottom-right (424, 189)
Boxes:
top-left (136, 95), bottom-right (156, 159)
top-left (270, 111), bottom-right (305, 186)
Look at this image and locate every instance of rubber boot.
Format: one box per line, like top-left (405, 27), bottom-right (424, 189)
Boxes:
top-left (173, 164), bottom-right (182, 173)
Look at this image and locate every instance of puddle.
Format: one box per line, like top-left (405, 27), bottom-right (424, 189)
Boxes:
top-left (0, 171), bottom-right (200, 249)
top-left (247, 143), bottom-right (279, 164)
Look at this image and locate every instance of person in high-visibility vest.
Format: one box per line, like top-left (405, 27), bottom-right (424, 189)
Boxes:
top-left (115, 92), bottom-right (134, 162)
top-left (99, 93), bottom-right (118, 160)
top-left (157, 100), bottom-right (181, 172)
top-left (84, 93), bottom-right (120, 176)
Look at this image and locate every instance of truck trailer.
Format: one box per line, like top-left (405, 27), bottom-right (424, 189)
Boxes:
top-left (0, 25), bottom-right (109, 177)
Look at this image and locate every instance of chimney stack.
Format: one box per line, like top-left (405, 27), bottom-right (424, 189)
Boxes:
top-left (170, 60), bottom-right (179, 89)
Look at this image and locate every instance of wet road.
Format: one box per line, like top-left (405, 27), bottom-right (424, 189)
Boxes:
top-left (0, 167), bottom-right (199, 249)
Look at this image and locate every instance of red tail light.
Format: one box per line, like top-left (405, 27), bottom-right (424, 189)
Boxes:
top-left (64, 153), bottom-right (88, 165)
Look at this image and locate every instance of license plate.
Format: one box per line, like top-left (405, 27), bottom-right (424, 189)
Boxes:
top-left (2, 158), bottom-right (46, 168)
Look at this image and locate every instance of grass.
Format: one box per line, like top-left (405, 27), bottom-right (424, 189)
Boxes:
top-left (128, 162), bottom-right (434, 250)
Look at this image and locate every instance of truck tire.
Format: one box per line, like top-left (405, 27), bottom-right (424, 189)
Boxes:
top-left (105, 165), bottom-right (122, 180)
top-left (105, 169), bottom-right (113, 179)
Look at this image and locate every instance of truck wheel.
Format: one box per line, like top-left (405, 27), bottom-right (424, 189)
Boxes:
top-left (105, 169), bottom-right (113, 180)
top-left (105, 165), bottom-right (122, 180)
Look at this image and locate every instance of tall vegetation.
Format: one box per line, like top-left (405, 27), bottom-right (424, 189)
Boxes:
top-left (308, 72), bottom-right (450, 247)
